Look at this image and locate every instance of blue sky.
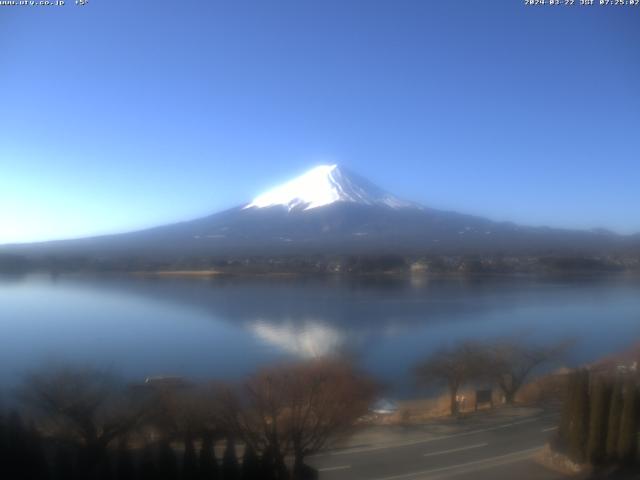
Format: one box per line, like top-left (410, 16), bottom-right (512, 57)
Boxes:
top-left (1, 0), bottom-right (639, 243)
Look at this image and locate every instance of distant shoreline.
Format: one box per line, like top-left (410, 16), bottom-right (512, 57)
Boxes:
top-left (1, 252), bottom-right (639, 278)
top-left (89, 269), bottom-right (640, 282)
top-left (129, 269), bottom-right (303, 279)
top-left (131, 269), bottom-right (224, 277)
top-left (134, 270), bottom-right (308, 279)
top-left (3, 268), bottom-right (640, 280)
top-left (22, 269), bottom-right (640, 281)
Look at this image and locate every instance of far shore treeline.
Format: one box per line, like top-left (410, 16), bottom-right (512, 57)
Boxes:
top-left (1, 252), bottom-right (639, 276)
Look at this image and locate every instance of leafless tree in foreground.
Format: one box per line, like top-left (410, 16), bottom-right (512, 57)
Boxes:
top-left (21, 366), bottom-right (146, 474)
top-left (487, 337), bottom-right (571, 404)
top-left (140, 380), bottom-right (227, 441)
top-left (222, 358), bottom-right (378, 477)
top-left (414, 341), bottom-right (489, 415)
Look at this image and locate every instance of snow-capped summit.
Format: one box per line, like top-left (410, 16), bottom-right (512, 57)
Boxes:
top-left (244, 164), bottom-right (416, 211)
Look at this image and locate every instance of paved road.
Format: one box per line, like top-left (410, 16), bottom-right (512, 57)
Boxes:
top-left (308, 413), bottom-right (564, 480)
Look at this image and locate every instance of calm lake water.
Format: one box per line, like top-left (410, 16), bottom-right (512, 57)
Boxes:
top-left (1, 274), bottom-right (639, 396)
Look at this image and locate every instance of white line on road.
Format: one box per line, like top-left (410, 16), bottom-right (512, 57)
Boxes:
top-left (541, 426), bottom-right (558, 432)
top-left (372, 446), bottom-right (543, 480)
top-left (316, 416), bottom-right (551, 457)
top-left (318, 465), bottom-right (351, 472)
top-left (423, 443), bottom-right (488, 458)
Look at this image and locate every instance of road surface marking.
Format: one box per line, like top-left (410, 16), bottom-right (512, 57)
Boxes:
top-left (373, 446), bottom-right (542, 480)
top-left (315, 416), bottom-right (552, 457)
top-left (423, 443), bottom-right (488, 457)
top-left (542, 426), bottom-right (558, 432)
top-left (318, 465), bottom-right (351, 472)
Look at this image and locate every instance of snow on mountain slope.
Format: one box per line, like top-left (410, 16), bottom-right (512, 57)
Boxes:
top-left (243, 164), bottom-right (417, 211)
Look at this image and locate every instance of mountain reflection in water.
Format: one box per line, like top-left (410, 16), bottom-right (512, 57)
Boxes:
top-left (1, 274), bottom-right (639, 396)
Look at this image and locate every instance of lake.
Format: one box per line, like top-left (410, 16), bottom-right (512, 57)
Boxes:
top-left (1, 273), bottom-right (639, 396)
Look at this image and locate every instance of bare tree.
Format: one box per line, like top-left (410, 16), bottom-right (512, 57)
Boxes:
top-left (141, 381), bottom-right (222, 440)
top-left (21, 366), bottom-right (145, 474)
top-left (223, 358), bottom-right (377, 478)
top-left (487, 338), bottom-right (570, 404)
top-left (284, 359), bottom-right (377, 475)
top-left (414, 342), bottom-right (489, 415)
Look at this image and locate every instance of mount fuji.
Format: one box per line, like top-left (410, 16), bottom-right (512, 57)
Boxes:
top-left (1, 165), bottom-right (637, 264)
top-left (243, 164), bottom-right (416, 211)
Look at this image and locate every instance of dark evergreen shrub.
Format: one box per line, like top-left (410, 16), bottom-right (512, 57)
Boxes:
top-left (183, 433), bottom-right (199, 480)
top-left (567, 369), bottom-right (590, 463)
top-left (138, 445), bottom-right (158, 480)
top-left (617, 380), bottom-right (638, 465)
top-left (221, 438), bottom-right (240, 480)
top-left (199, 433), bottom-right (219, 480)
top-left (96, 455), bottom-right (113, 480)
top-left (606, 379), bottom-right (623, 461)
top-left (240, 444), bottom-right (260, 480)
top-left (52, 446), bottom-right (75, 480)
top-left (259, 445), bottom-right (288, 480)
top-left (157, 439), bottom-right (179, 480)
top-left (115, 440), bottom-right (136, 480)
top-left (587, 376), bottom-right (611, 465)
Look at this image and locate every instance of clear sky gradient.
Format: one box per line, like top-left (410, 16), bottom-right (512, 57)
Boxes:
top-left (1, 0), bottom-right (639, 244)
